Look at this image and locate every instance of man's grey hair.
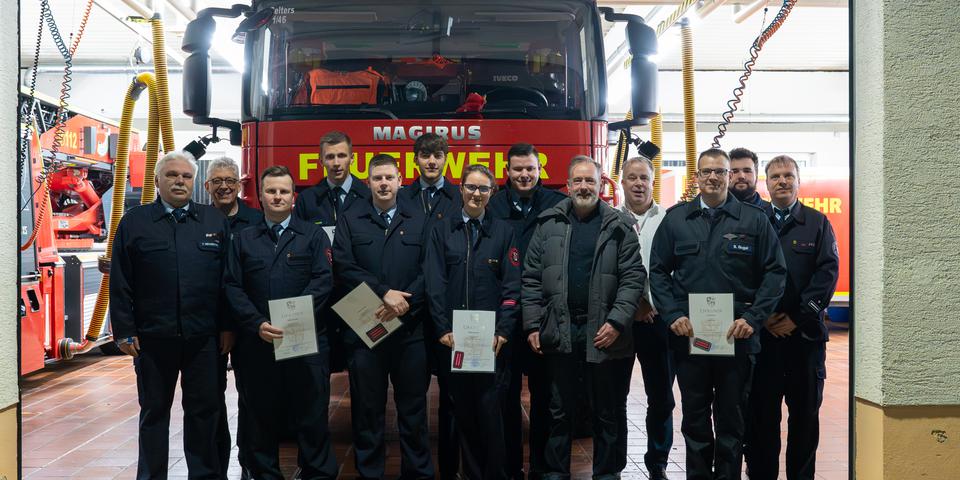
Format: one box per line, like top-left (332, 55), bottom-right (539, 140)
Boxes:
top-left (621, 156), bottom-right (654, 177)
top-left (156, 151), bottom-right (198, 177)
top-left (567, 155), bottom-right (602, 179)
top-left (206, 156), bottom-right (240, 179)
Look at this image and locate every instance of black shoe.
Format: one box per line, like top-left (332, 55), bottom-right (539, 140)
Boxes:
top-left (239, 468), bottom-right (252, 480)
top-left (647, 467), bottom-right (667, 480)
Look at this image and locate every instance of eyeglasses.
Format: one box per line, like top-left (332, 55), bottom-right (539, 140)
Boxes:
top-left (697, 168), bottom-right (729, 178)
top-left (209, 177), bottom-right (239, 186)
top-left (462, 184), bottom-right (493, 194)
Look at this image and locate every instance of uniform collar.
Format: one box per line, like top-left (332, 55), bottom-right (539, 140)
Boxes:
top-left (327, 174), bottom-right (353, 193)
top-left (264, 215), bottom-right (291, 231)
top-left (420, 176), bottom-right (445, 191)
top-left (766, 199), bottom-right (804, 224)
top-left (687, 194), bottom-right (742, 220)
top-left (152, 199), bottom-right (199, 222)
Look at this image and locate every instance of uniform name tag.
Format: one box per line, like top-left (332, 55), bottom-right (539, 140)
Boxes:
top-left (199, 241), bottom-right (220, 250)
top-left (727, 242), bottom-right (754, 254)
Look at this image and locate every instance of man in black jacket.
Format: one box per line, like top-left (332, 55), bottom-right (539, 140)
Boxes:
top-left (223, 165), bottom-right (337, 480)
top-left (487, 143), bottom-right (565, 480)
top-left (744, 155), bottom-right (839, 480)
top-left (333, 154), bottom-right (434, 480)
top-left (398, 133), bottom-right (463, 479)
top-left (650, 148), bottom-right (787, 480)
top-left (293, 130), bottom-right (372, 230)
top-left (728, 147), bottom-right (765, 207)
top-left (110, 151), bottom-right (230, 480)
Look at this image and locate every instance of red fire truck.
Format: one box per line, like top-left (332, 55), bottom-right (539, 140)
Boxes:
top-left (180, 0), bottom-right (658, 196)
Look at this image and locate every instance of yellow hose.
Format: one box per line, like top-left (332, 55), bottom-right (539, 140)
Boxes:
top-left (650, 112), bottom-right (663, 203)
top-left (150, 15), bottom-right (176, 156)
top-left (680, 19), bottom-right (698, 201)
top-left (137, 73), bottom-right (161, 204)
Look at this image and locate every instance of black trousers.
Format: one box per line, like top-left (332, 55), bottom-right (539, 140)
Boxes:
top-left (433, 343), bottom-right (461, 480)
top-left (525, 342), bottom-right (552, 480)
top-left (633, 318), bottom-right (676, 472)
top-left (233, 337), bottom-right (337, 480)
top-left (501, 329), bottom-right (525, 479)
top-left (216, 352), bottom-right (232, 479)
top-left (543, 324), bottom-right (634, 480)
top-left (745, 336), bottom-right (826, 480)
top-left (134, 335), bottom-right (221, 480)
top-left (348, 336), bottom-right (434, 479)
top-left (675, 353), bottom-right (754, 480)
top-left (448, 343), bottom-right (512, 480)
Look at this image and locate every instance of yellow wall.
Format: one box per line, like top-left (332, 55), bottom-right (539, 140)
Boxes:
top-left (855, 398), bottom-right (960, 480)
top-left (0, 405), bottom-right (17, 480)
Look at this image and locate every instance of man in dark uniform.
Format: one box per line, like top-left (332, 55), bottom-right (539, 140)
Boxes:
top-left (293, 131), bottom-right (371, 372)
top-left (203, 156), bottom-right (263, 480)
top-left (729, 147), bottom-right (765, 207)
top-left (333, 154), bottom-right (434, 480)
top-left (110, 151), bottom-right (230, 480)
top-left (425, 164), bottom-right (521, 480)
top-left (487, 143), bottom-right (565, 480)
top-left (744, 156), bottom-right (839, 480)
top-left (523, 156), bottom-right (645, 480)
top-left (223, 165), bottom-right (338, 480)
top-left (649, 148), bottom-right (787, 480)
top-left (398, 132), bottom-right (463, 479)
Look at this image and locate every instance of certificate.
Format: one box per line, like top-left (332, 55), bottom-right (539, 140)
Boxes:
top-left (688, 293), bottom-right (735, 356)
top-left (451, 310), bottom-right (496, 373)
top-left (332, 282), bottom-right (402, 349)
top-left (268, 295), bottom-right (319, 361)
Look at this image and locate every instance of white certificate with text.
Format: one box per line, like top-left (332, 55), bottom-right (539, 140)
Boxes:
top-left (332, 282), bottom-right (402, 349)
top-left (688, 293), bottom-right (735, 356)
top-left (268, 295), bottom-right (319, 361)
top-left (451, 310), bottom-right (496, 373)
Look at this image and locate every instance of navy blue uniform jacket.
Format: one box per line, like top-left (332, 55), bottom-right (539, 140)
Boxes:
top-left (293, 175), bottom-right (371, 227)
top-left (332, 199), bottom-right (428, 344)
top-left (762, 201), bottom-right (839, 342)
top-left (110, 200), bottom-right (230, 339)
top-left (424, 214), bottom-right (522, 340)
top-left (399, 177), bottom-right (462, 235)
top-left (649, 195), bottom-right (787, 355)
top-left (223, 216), bottom-right (334, 338)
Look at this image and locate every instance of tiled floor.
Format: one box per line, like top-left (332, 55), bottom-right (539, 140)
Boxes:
top-left (21, 331), bottom-right (850, 479)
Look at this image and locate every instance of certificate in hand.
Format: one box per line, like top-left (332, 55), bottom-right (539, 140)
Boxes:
top-left (451, 310), bottom-right (496, 373)
top-left (268, 295), bottom-right (319, 361)
top-left (332, 282), bottom-right (402, 349)
top-left (688, 293), bottom-right (735, 356)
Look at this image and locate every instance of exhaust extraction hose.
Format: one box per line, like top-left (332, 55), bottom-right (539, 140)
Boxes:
top-left (650, 112), bottom-right (663, 204)
top-left (679, 18), bottom-right (698, 202)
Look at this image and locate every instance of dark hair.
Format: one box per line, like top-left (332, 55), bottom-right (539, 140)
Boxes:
top-left (320, 131), bottom-right (352, 155)
top-left (728, 147), bottom-right (759, 170)
top-left (260, 165), bottom-right (293, 185)
top-left (765, 154), bottom-right (800, 175)
top-left (414, 133), bottom-right (449, 156)
top-left (460, 164), bottom-right (497, 189)
top-left (697, 148), bottom-right (730, 168)
top-left (368, 154), bottom-right (400, 173)
top-left (507, 143), bottom-right (540, 166)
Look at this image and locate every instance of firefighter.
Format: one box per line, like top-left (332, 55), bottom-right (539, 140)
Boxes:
top-left (223, 165), bottom-right (337, 480)
top-left (522, 156), bottom-right (644, 480)
top-left (744, 156), bottom-right (839, 480)
top-left (487, 143), bottom-right (565, 480)
top-left (619, 156), bottom-right (675, 480)
top-left (398, 132), bottom-right (463, 479)
top-left (728, 147), bottom-right (765, 207)
top-left (109, 151), bottom-right (230, 480)
top-left (649, 148), bottom-right (787, 480)
top-left (424, 164), bottom-right (521, 480)
top-left (332, 154), bottom-right (434, 479)
top-left (203, 156), bottom-right (262, 480)
top-left (293, 130), bottom-right (372, 228)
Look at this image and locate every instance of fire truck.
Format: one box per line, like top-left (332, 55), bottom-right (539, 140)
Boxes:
top-left (19, 91), bottom-right (145, 375)
top-left (180, 0), bottom-right (658, 197)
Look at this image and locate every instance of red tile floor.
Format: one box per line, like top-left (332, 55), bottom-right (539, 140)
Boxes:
top-left (21, 331), bottom-right (849, 479)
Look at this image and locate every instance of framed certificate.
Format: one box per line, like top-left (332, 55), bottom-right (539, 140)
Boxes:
top-left (268, 295), bottom-right (319, 361)
top-left (451, 310), bottom-right (496, 373)
top-left (688, 293), bottom-right (735, 356)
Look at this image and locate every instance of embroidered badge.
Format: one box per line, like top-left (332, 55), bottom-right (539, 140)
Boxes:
top-left (509, 247), bottom-right (520, 267)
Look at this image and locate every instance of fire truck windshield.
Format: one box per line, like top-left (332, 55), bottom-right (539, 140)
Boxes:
top-left (246, 0), bottom-right (605, 122)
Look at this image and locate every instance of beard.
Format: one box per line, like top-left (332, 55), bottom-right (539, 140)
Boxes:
top-left (730, 183), bottom-right (756, 201)
top-left (572, 192), bottom-right (599, 210)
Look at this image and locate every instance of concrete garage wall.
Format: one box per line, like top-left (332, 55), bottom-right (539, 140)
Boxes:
top-left (0, 0), bottom-right (21, 476)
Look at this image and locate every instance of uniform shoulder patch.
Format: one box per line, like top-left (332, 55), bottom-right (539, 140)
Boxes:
top-left (325, 247), bottom-right (333, 265)
top-left (509, 247), bottom-right (520, 267)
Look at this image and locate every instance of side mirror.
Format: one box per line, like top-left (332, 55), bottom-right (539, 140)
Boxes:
top-left (600, 8), bottom-right (659, 130)
top-left (182, 51), bottom-right (211, 118)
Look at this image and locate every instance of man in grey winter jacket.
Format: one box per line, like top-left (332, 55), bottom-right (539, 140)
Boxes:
top-left (522, 155), bottom-right (645, 480)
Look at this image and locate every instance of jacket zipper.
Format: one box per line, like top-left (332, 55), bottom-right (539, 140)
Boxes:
top-left (464, 226), bottom-right (471, 309)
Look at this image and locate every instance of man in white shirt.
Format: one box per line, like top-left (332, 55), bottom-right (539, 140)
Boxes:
top-left (620, 156), bottom-right (675, 480)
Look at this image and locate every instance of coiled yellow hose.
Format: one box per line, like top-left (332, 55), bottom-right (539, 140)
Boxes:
top-left (680, 19), bottom-right (698, 201)
top-left (150, 14), bottom-right (176, 157)
top-left (650, 113), bottom-right (663, 204)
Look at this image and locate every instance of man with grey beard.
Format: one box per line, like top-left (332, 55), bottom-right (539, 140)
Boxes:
top-left (522, 155), bottom-right (645, 480)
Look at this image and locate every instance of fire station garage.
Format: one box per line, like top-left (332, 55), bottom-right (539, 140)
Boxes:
top-left (1, 1), bottom-right (958, 479)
